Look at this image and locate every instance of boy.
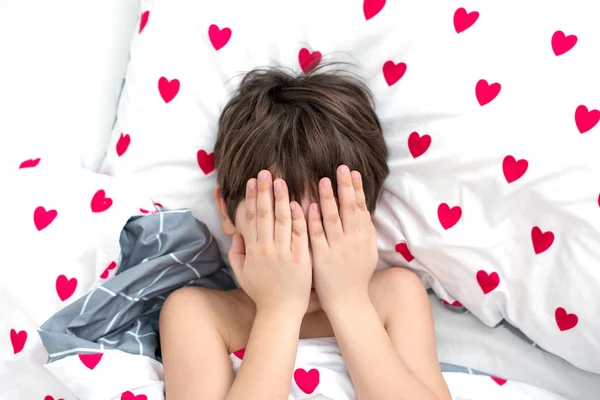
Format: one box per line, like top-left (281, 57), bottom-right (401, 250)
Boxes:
top-left (159, 65), bottom-right (451, 400)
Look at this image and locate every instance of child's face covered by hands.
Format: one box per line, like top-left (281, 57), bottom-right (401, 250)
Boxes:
top-left (231, 165), bottom-right (378, 316)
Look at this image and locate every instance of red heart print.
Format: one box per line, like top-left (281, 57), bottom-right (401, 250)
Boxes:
top-left (197, 150), bottom-right (215, 175)
top-left (121, 391), bottom-right (148, 400)
top-left (502, 155), bottom-right (528, 183)
top-left (34, 206), bottom-right (58, 231)
top-left (79, 353), bottom-right (103, 370)
top-left (233, 348), bottom-right (246, 360)
top-left (363, 0), bottom-right (386, 20)
top-left (476, 79), bottom-right (501, 106)
top-left (551, 31), bottom-right (577, 56)
top-left (382, 61), bottom-right (407, 87)
top-left (100, 261), bottom-right (118, 279)
top-left (531, 226), bottom-right (554, 254)
top-left (555, 307), bottom-right (578, 331)
top-left (44, 396), bottom-right (65, 400)
top-left (294, 368), bottom-right (320, 394)
top-left (208, 24), bottom-right (232, 51)
top-left (575, 105), bottom-right (600, 134)
top-left (91, 189), bottom-right (113, 213)
top-left (395, 242), bottom-right (414, 262)
top-left (10, 329), bottom-right (27, 354)
top-left (453, 8), bottom-right (479, 34)
top-left (56, 275), bottom-right (77, 301)
top-left (298, 48), bottom-right (322, 74)
top-left (19, 158), bottom-right (40, 169)
top-left (597, 193), bottom-right (600, 208)
top-left (116, 133), bottom-right (131, 157)
top-left (408, 131), bottom-right (431, 158)
top-left (139, 11), bottom-right (150, 34)
top-left (158, 77), bottom-right (180, 104)
top-left (437, 203), bottom-right (462, 230)
top-left (491, 376), bottom-right (507, 386)
top-left (476, 270), bottom-right (500, 294)
top-left (442, 300), bottom-right (462, 307)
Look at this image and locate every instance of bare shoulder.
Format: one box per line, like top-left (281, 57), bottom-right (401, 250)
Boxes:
top-left (160, 286), bottom-right (255, 352)
top-left (368, 267), bottom-right (429, 323)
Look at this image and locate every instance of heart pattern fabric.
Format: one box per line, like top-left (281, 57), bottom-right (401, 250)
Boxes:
top-left (551, 31), bottom-right (577, 56)
top-left (453, 7), bottom-right (479, 34)
top-left (158, 77), bottom-right (180, 103)
top-left (98, 0), bottom-right (600, 375)
top-left (10, 329), bottom-right (28, 354)
top-left (2, 165), bottom-right (156, 398)
top-left (382, 61), bottom-right (407, 86)
top-left (299, 48), bottom-right (322, 73)
top-left (209, 24), bottom-right (232, 51)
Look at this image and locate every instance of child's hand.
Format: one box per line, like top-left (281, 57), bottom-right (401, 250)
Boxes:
top-left (229, 170), bottom-right (313, 317)
top-left (308, 165), bottom-right (378, 313)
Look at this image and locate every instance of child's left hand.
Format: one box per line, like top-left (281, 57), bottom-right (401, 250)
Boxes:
top-left (308, 165), bottom-right (378, 313)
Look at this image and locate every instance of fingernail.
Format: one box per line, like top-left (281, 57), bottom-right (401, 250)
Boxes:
top-left (341, 165), bottom-right (350, 176)
top-left (248, 179), bottom-right (256, 189)
top-left (312, 203), bottom-right (319, 212)
top-left (290, 202), bottom-right (296, 211)
top-left (322, 179), bottom-right (331, 189)
top-left (274, 180), bottom-right (281, 190)
top-left (351, 171), bottom-right (360, 181)
top-left (258, 171), bottom-right (269, 181)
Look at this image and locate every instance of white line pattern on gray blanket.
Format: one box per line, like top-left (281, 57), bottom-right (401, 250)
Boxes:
top-left (38, 210), bottom-right (238, 365)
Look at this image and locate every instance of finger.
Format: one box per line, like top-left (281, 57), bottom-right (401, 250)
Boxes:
top-left (228, 234), bottom-right (246, 279)
top-left (274, 178), bottom-right (292, 250)
top-left (243, 178), bottom-right (258, 244)
top-left (336, 164), bottom-right (358, 233)
top-left (351, 171), bottom-right (371, 229)
top-left (256, 170), bottom-right (274, 243)
top-left (290, 201), bottom-right (309, 256)
top-left (308, 203), bottom-right (329, 251)
top-left (319, 177), bottom-right (344, 244)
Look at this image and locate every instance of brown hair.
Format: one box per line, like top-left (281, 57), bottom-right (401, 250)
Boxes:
top-left (214, 63), bottom-right (389, 224)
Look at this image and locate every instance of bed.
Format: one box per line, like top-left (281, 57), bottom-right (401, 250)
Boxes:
top-left (2, 0), bottom-right (600, 399)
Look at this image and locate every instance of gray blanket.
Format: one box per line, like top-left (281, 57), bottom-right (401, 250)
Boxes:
top-left (38, 210), bottom-right (237, 363)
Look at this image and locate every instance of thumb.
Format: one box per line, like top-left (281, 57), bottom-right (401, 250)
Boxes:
top-left (228, 234), bottom-right (246, 278)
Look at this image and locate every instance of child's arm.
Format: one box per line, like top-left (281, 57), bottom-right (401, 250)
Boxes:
top-left (223, 172), bottom-right (313, 399)
top-left (308, 165), bottom-right (451, 400)
top-left (159, 288), bottom-right (304, 400)
top-left (161, 172), bottom-right (313, 400)
top-left (326, 269), bottom-right (452, 400)
top-left (226, 308), bottom-right (303, 400)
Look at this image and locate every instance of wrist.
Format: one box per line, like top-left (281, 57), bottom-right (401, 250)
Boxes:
top-left (321, 289), bottom-right (371, 317)
top-left (255, 301), bottom-right (306, 323)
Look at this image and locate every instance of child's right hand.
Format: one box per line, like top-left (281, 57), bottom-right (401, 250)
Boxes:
top-left (228, 170), bottom-right (313, 317)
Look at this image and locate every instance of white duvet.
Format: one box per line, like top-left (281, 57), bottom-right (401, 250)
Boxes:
top-left (0, 164), bottom-right (580, 399)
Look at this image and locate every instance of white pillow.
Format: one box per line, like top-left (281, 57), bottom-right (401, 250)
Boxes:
top-left (0, 0), bottom-right (141, 171)
top-left (99, 0), bottom-right (600, 373)
top-left (0, 164), bottom-right (155, 399)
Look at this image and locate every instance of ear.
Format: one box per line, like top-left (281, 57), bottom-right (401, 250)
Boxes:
top-left (214, 185), bottom-right (236, 236)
